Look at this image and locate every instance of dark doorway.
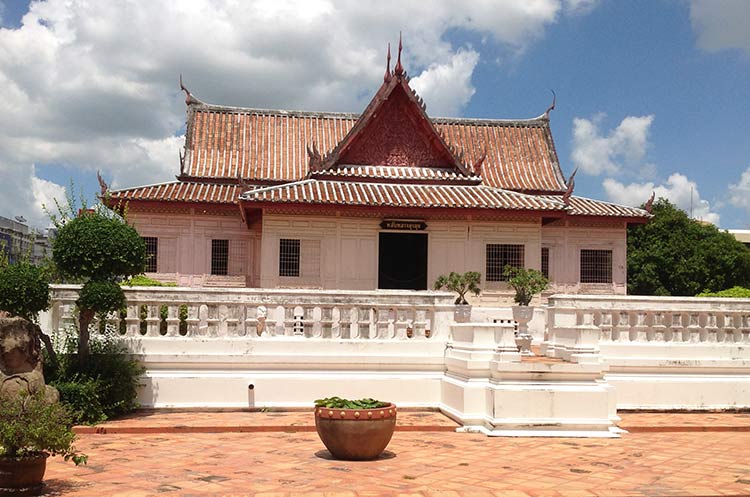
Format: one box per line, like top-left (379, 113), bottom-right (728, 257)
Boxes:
top-left (378, 232), bottom-right (428, 290)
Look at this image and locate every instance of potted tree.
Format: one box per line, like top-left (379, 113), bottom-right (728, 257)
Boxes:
top-left (0, 392), bottom-right (87, 494)
top-left (503, 265), bottom-right (549, 355)
top-left (433, 271), bottom-right (481, 323)
top-left (314, 397), bottom-right (396, 460)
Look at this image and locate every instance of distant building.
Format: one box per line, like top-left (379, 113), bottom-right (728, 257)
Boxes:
top-left (0, 215), bottom-right (53, 265)
top-left (728, 229), bottom-right (750, 250)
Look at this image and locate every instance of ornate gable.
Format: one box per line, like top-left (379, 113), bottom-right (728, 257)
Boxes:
top-left (314, 39), bottom-right (472, 177)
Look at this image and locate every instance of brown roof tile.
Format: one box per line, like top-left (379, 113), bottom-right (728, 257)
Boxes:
top-left (109, 181), bottom-right (241, 204)
top-left (241, 180), bottom-right (565, 211)
top-left (183, 105), bottom-right (567, 193)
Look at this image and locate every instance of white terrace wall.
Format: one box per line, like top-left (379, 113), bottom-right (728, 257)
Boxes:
top-left (42, 285), bottom-right (455, 409)
top-left (547, 294), bottom-right (750, 409)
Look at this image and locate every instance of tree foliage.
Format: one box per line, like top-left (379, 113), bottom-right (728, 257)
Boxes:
top-left (53, 213), bottom-right (145, 281)
top-left (0, 261), bottom-right (50, 321)
top-left (51, 203), bottom-right (146, 362)
top-left (628, 199), bottom-right (750, 296)
top-left (433, 271), bottom-right (481, 305)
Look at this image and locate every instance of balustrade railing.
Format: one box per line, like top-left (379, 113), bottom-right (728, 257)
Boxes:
top-left (546, 294), bottom-right (750, 364)
top-left (43, 285), bottom-right (455, 341)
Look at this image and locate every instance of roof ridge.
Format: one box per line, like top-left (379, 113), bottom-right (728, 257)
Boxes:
top-left (189, 103), bottom-right (549, 125)
top-left (109, 180), bottom-right (183, 193)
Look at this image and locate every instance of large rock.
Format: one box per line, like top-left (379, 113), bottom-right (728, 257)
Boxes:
top-left (0, 317), bottom-right (59, 403)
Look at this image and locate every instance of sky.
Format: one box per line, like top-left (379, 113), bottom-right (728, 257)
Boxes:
top-left (0, 0), bottom-right (749, 229)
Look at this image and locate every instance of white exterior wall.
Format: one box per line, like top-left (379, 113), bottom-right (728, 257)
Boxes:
top-left (130, 211), bottom-right (628, 297)
top-left (130, 210), bottom-right (261, 287)
top-left (542, 220), bottom-right (628, 295)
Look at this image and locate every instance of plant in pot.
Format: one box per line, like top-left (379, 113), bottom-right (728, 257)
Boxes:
top-left (433, 271), bottom-right (481, 323)
top-left (503, 265), bottom-right (549, 356)
top-left (0, 391), bottom-right (87, 494)
top-left (314, 397), bottom-right (396, 460)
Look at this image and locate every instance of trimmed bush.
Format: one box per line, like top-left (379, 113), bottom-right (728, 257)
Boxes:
top-left (78, 280), bottom-right (125, 315)
top-left (52, 377), bottom-right (107, 425)
top-left (0, 261), bottom-right (50, 320)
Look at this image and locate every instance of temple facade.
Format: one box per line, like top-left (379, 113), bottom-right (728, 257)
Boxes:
top-left (109, 44), bottom-right (649, 301)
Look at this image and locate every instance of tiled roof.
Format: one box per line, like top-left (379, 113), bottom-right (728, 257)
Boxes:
top-left (183, 105), bottom-right (567, 193)
top-left (539, 195), bottom-right (650, 218)
top-left (109, 181), bottom-right (241, 204)
top-left (240, 180), bottom-right (565, 211)
top-left (309, 165), bottom-right (481, 183)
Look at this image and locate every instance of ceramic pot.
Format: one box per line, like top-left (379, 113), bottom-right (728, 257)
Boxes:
top-left (314, 403), bottom-right (396, 460)
top-left (0, 453), bottom-right (48, 495)
top-left (454, 305), bottom-right (472, 323)
top-left (512, 305), bottom-right (535, 356)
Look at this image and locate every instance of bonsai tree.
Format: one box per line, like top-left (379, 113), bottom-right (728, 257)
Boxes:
top-left (503, 265), bottom-right (549, 306)
top-left (52, 210), bottom-right (146, 363)
top-left (0, 261), bottom-right (58, 368)
top-left (433, 271), bottom-right (481, 305)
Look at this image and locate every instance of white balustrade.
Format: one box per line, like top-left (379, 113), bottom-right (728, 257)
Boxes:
top-left (42, 284), bottom-right (454, 342)
top-left (546, 294), bottom-right (750, 365)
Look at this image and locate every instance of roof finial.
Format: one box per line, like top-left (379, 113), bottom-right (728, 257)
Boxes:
top-left (96, 170), bottom-right (108, 197)
top-left (562, 167), bottom-right (577, 206)
top-left (644, 191), bottom-right (655, 213)
top-left (179, 74), bottom-right (204, 106)
top-left (394, 32), bottom-right (404, 77)
top-left (544, 89), bottom-right (556, 119)
top-left (384, 42), bottom-right (392, 82)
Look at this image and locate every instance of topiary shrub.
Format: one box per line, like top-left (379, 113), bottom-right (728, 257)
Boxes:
top-left (52, 210), bottom-right (145, 363)
top-left (0, 261), bottom-right (50, 321)
top-left (53, 214), bottom-right (146, 281)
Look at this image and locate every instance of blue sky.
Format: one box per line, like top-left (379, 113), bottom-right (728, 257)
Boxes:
top-left (1, 0), bottom-right (749, 228)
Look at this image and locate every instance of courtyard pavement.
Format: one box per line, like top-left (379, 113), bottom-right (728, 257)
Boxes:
top-left (42, 411), bottom-right (750, 497)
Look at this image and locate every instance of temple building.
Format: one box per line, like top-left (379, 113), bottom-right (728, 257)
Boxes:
top-left (108, 42), bottom-right (650, 300)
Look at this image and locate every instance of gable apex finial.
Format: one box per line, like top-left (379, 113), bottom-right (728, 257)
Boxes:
top-left (544, 89), bottom-right (556, 119)
top-left (384, 43), bottom-right (392, 82)
top-left (394, 32), bottom-right (404, 77)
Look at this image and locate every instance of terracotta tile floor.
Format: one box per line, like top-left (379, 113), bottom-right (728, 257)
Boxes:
top-left (42, 411), bottom-right (750, 497)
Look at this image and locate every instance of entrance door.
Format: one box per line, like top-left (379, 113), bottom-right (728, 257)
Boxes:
top-left (378, 232), bottom-right (428, 290)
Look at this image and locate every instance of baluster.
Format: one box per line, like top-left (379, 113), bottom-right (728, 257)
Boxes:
top-left (599, 311), bottom-right (613, 342)
top-left (186, 304), bottom-right (200, 336)
top-left (705, 312), bottom-right (718, 342)
top-left (339, 307), bottom-right (352, 339)
top-left (291, 306), bottom-right (304, 336)
top-left (375, 308), bottom-right (391, 339)
top-left (415, 309), bottom-right (428, 339)
top-left (357, 307), bottom-right (371, 339)
top-left (217, 304), bottom-right (230, 337)
top-left (393, 308), bottom-right (410, 339)
top-left (688, 312), bottom-right (701, 343)
top-left (651, 312), bottom-right (666, 342)
top-left (166, 304), bottom-right (180, 337)
top-left (319, 306), bottom-right (334, 338)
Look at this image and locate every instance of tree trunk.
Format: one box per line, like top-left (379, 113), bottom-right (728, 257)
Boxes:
top-left (78, 308), bottom-right (95, 366)
top-left (34, 323), bottom-right (59, 371)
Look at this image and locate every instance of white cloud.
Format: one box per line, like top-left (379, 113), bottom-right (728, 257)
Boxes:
top-left (0, 0), bottom-right (597, 227)
top-left (563, 0), bottom-right (599, 15)
top-left (411, 50), bottom-right (479, 117)
top-left (603, 173), bottom-right (721, 225)
top-left (690, 0), bottom-right (750, 56)
top-left (571, 114), bottom-right (655, 176)
top-left (729, 166), bottom-right (750, 213)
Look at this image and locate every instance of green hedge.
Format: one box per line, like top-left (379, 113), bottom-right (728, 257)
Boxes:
top-left (697, 286), bottom-right (750, 298)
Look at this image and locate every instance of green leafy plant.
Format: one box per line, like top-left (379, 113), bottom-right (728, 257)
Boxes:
top-left (432, 271), bottom-right (481, 305)
top-left (0, 261), bottom-right (50, 321)
top-left (503, 265), bottom-right (549, 306)
top-left (122, 275), bottom-right (177, 287)
top-left (697, 286), bottom-right (750, 298)
top-left (314, 397), bottom-right (389, 409)
top-left (46, 326), bottom-right (145, 424)
top-left (52, 208), bottom-right (146, 362)
top-left (0, 391), bottom-right (87, 465)
top-left (628, 198), bottom-right (750, 295)
top-left (178, 304), bottom-right (188, 336)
